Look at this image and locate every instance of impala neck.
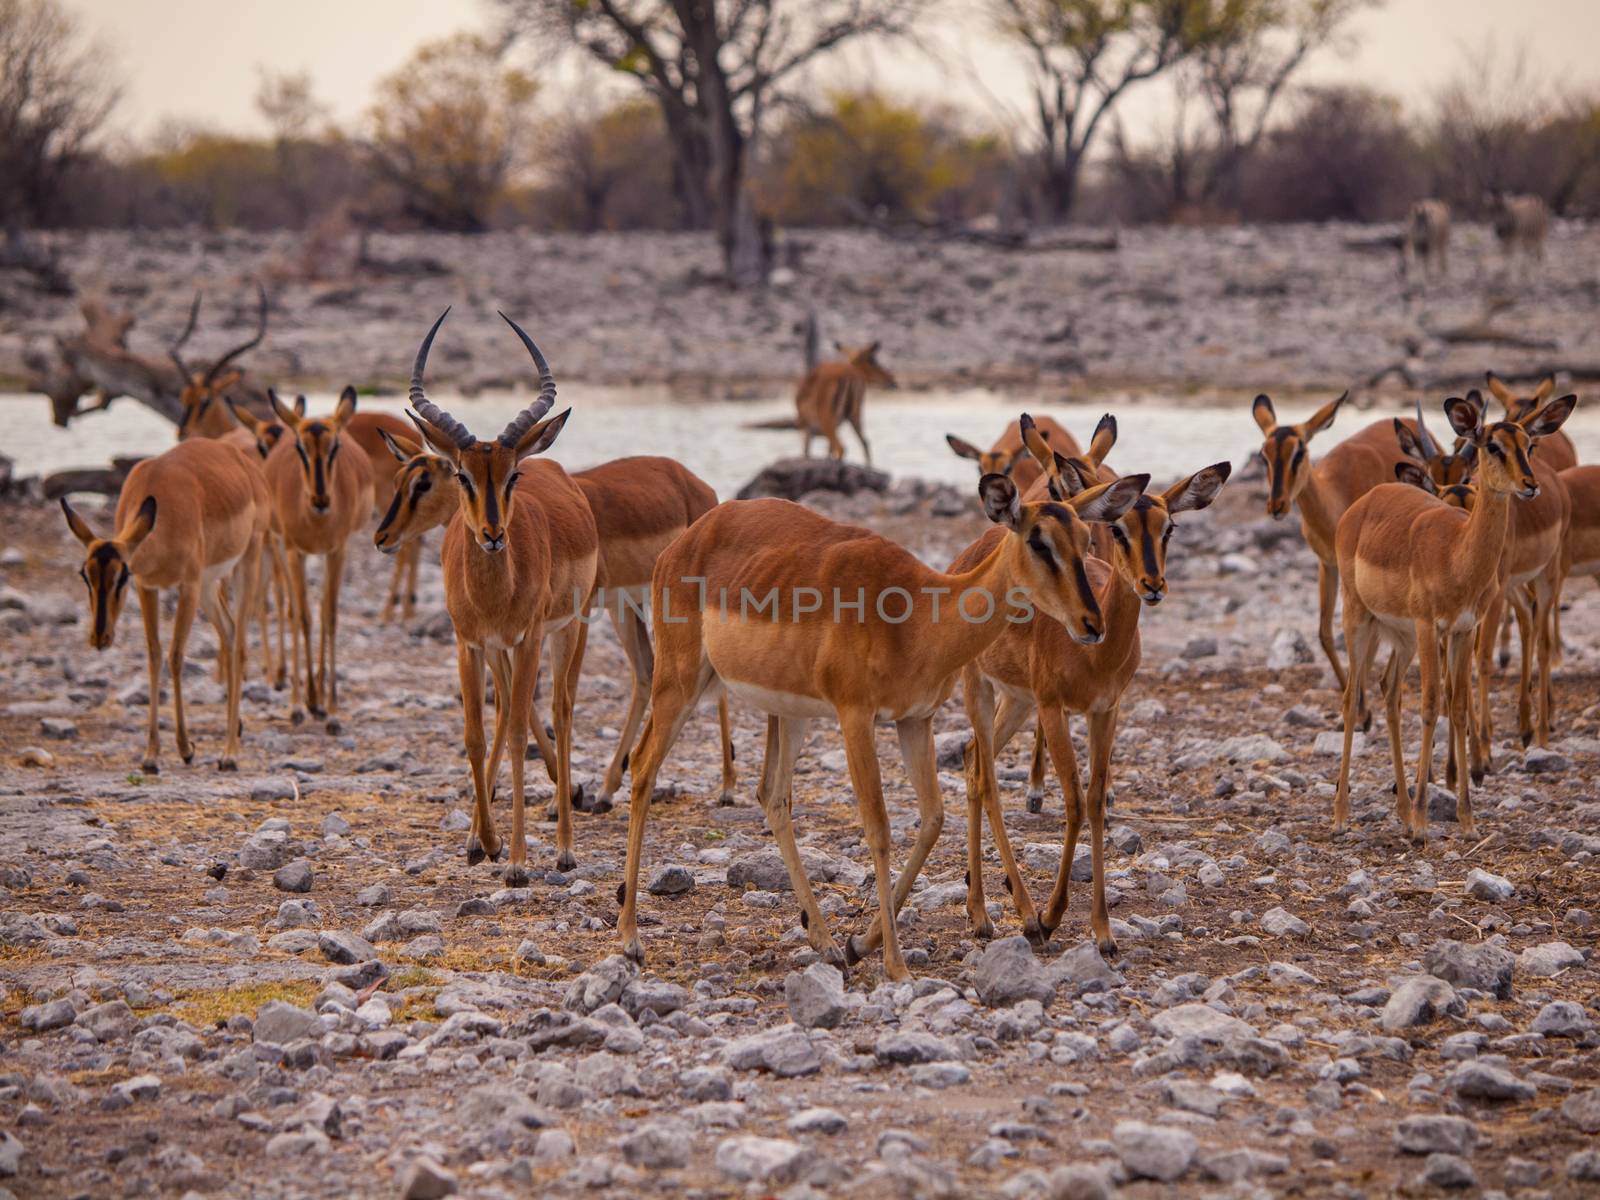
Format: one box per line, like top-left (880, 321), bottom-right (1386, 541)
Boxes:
top-left (1293, 465), bottom-right (1340, 544)
top-left (1095, 567), bottom-right (1143, 664)
top-left (928, 535), bottom-right (1071, 676)
top-left (1453, 485), bottom-right (1512, 585)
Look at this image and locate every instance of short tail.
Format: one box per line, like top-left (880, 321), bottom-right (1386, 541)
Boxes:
top-left (803, 307), bottom-right (820, 373)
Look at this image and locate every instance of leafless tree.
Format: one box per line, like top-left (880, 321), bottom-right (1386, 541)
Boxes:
top-left (499, 0), bottom-right (918, 283)
top-left (991, 0), bottom-right (1229, 220)
top-left (0, 0), bottom-right (119, 239)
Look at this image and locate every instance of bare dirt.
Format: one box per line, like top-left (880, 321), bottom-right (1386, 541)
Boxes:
top-left (2, 454), bottom-right (1599, 1199)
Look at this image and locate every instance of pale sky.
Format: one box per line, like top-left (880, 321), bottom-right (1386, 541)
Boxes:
top-left (68, 0), bottom-right (1600, 150)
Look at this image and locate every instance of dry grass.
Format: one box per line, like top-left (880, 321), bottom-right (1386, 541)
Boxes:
top-left (164, 978), bottom-right (321, 1028)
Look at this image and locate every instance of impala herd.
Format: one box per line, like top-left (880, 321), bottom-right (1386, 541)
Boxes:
top-left (53, 293), bottom-right (1592, 982)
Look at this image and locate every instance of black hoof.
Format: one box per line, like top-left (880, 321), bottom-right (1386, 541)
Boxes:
top-left (844, 934), bottom-right (867, 967)
top-left (504, 864), bottom-right (531, 888)
top-left (717, 791), bottom-right (735, 808)
top-left (1358, 711), bottom-right (1373, 734)
top-left (1023, 918), bottom-right (1046, 947)
top-left (571, 782), bottom-right (587, 812)
top-left (141, 760), bottom-right (159, 775)
top-left (290, 709), bottom-right (305, 727)
top-left (545, 803), bottom-right (558, 822)
top-left (1099, 938), bottom-right (1119, 960)
top-left (590, 796), bottom-right (614, 816)
top-left (1471, 768), bottom-right (1485, 786)
top-left (273, 678), bottom-right (286, 692)
top-left (181, 750), bottom-right (195, 765)
top-left (325, 719), bottom-right (341, 736)
top-left (525, 743), bottom-right (542, 760)
top-left (218, 759), bottom-right (237, 773)
top-left (556, 850), bottom-right (576, 872)
top-left (1520, 731), bottom-right (1533, 749)
top-left (1026, 792), bottom-right (1044, 815)
top-left (466, 839), bottom-right (486, 867)
top-left (623, 940), bottom-right (644, 965)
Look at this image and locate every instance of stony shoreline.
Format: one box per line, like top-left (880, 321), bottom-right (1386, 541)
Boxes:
top-left (4, 223), bottom-right (1598, 398)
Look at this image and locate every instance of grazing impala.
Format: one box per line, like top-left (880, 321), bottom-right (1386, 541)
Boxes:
top-left (1252, 392), bottom-right (1425, 726)
top-left (615, 417), bottom-right (1147, 979)
top-left (956, 420), bottom-right (1229, 954)
top-left (1489, 193), bottom-right (1548, 265)
top-left (373, 439), bottom-right (736, 812)
top-left (1333, 392), bottom-right (1575, 842)
top-left (795, 341), bottom-right (897, 463)
top-left (406, 309), bottom-right (599, 881)
top-left (60, 439), bottom-right (269, 772)
top-left (265, 387), bottom-right (375, 732)
top-left (170, 286), bottom-right (270, 441)
top-left (947, 415), bottom-right (1086, 495)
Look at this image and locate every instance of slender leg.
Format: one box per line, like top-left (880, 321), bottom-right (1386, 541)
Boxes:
top-left (837, 705), bottom-right (908, 979)
top-left (599, 603), bottom-right (653, 810)
top-left (503, 634), bottom-right (542, 884)
top-left (1316, 559), bottom-right (1350, 698)
top-left (1530, 577), bottom-right (1555, 747)
top-left (1333, 601), bottom-right (1378, 834)
top-left (169, 582), bottom-right (199, 765)
top-left (536, 621), bottom-right (586, 874)
top-left (527, 633), bottom-right (559, 788)
top-left (457, 641), bottom-right (500, 864)
top-left (137, 585), bottom-right (163, 773)
top-left (755, 716), bottom-right (781, 809)
top-left (404, 537), bottom-right (421, 621)
top-left (321, 547), bottom-right (346, 731)
top-left (254, 539), bottom-right (273, 686)
top-left (1382, 639), bottom-right (1412, 803)
top-left (485, 649), bottom-right (514, 807)
top-left (1080, 707), bottom-right (1119, 955)
top-left (717, 696), bottom-right (737, 806)
top-left (1025, 722), bottom-right (1047, 814)
top-left (286, 549), bottom-right (313, 721)
top-left (851, 716), bottom-right (946, 938)
top-left (1038, 703), bottom-right (1090, 940)
top-left (1497, 607), bottom-right (1514, 672)
top-left (618, 657), bottom-right (713, 964)
top-left (848, 409), bottom-right (871, 466)
top-left (1411, 618), bottom-right (1443, 844)
top-left (960, 666), bottom-right (996, 940)
top-left (760, 717), bottom-right (843, 963)
top-left (966, 684), bottom-right (1042, 937)
top-left (1449, 629), bottom-right (1476, 833)
top-left (1510, 588), bottom-right (1535, 749)
top-left (270, 537), bottom-right (289, 691)
top-left (221, 545), bottom-right (257, 769)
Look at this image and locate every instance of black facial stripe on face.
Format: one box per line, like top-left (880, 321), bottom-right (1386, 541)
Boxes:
top-left (1072, 557), bottom-right (1097, 615)
top-left (1027, 527), bottom-right (1059, 575)
top-left (377, 486), bottom-right (406, 534)
top-left (1140, 520), bottom-right (1160, 581)
top-left (1039, 501), bottom-right (1075, 526)
top-left (482, 461), bottom-right (500, 531)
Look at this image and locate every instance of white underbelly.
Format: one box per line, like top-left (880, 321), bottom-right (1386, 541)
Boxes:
top-left (483, 631), bottom-right (525, 652)
top-left (1571, 558), bottom-right (1600, 577)
top-left (722, 679), bottom-right (833, 720)
top-left (201, 554), bottom-right (243, 588)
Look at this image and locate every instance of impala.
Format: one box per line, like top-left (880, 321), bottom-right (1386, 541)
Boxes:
top-left (956, 423), bottom-right (1229, 954)
top-left (1488, 193), bottom-right (1548, 265)
top-left (1485, 373), bottom-right (1577, 471)
top-left (794, 341), bottom-right (897, 464)
top-left (373, 439), bottom-right (736, 812)
top-left (406, 309), bottom-right (598, 881)
top-left (60, 439), bottom-right (270, 772)
top-left (615, 417), bottom-right (1147, 980)
top-left (946, 414), bottom-right (1087, 495)
top-left (1252, 392), bottom-right (1426, 726)
top-left (264, 387), bottom-right (375, 732)
top-left (337, 409), bottom-right (432, 625)
top-left (1333, 392), bottom-right (1575, 841)
top-left (170, 286), bottom-right (270, 441)
top-left (1559, 464), bottom-right (1600, 604)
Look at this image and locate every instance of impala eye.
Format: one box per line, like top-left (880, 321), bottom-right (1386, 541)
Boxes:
top-left (505, 471), bottom-right (521, 491)
top-left (1111, 526), bottom-right (1130, 547)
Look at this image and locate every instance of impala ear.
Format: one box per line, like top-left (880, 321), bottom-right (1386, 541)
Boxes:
top-left (1088, 413), bottom-right (1117, 464)
top-left (333, 386), bottom-right (357, 427)
top-left (1301, 391), bottom-right (1347, 439)
top-left (1251, 394), bottom-right (1277, 435)
top-left (209, 369), bottom-right (241, 395)
top-left (1393, 418), bottom-right (1428, 462)
top-left (946, 434), bottom-right (982, 461)
top-left (406, 409), bottom-right (461, 462)
top-left (1020, 413), bottom-right (1054, 468)
top-left (1071, 473), bottom-right (1150, 523)
top-left (378, 427), bottom-right (422, 463)
top-left (60, 497), bottom-right (97, 546)
top-left (1164, 461), bottom-right (1232, 513)
top-left (1046, 450), bottom-right (1090, 500)
top-left (979, 473), bottom-right (1020, 530)
top-left (294, 394), bottom-right (307, 417)
top-left (1533, 375), bottom-right (1555, 403)
top-left (1444, 395), bottom-right (1484, 441)
top-left (1484, 372), bottom-right (1514, 406)
top-left (225, 397), bottom-right (265, 436)
top-left (1395, 461), bottom-right (1437, 494)
top-left (513, 408), bottom-right (570, 459)
top-left (268, 388), bottom-right (301, 429)
top-left (120, 495), bottom-right (158, 553)
top-left (1524, 394), bottom-right (1576, 438)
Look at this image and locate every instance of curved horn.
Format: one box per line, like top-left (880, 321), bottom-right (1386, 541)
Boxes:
top-left (409, 307), bottom-right (476, 450)
top-left (169, 292), bottom-right (202, 382)
top-left (496, 310), bottom-right (557, 447)
top-left (203, 283), bottom-right (269, 387)
top-left (1413, 398), bottom-right (1441, 459)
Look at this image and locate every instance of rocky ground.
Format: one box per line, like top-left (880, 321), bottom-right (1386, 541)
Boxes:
top-left (3, 222), bottom-right (1599, 398)
top-left (1, 463), bottom-right (1599, 1200)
